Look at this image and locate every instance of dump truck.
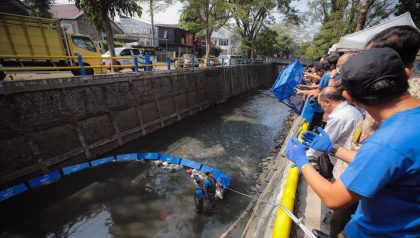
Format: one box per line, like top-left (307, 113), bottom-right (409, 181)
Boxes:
top-left (0, 12), bottom-right (104, 80)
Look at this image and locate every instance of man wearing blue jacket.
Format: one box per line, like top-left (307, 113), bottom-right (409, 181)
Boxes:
top-left (194, 179), bottom-right (206, 213)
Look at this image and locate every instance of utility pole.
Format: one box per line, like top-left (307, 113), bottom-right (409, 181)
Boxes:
top-left (150, 0), bottom-right (155, 47)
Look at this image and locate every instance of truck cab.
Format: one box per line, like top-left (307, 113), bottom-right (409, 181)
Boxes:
top-left (66, 34), bottom-right (104, 75)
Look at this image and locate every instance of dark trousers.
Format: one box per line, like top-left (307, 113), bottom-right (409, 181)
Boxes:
top-left (309, 112), bottom-right (325, 131)
top-left (195, 198), bottom-right (204, 213)
top-left (330, 202), bottom-right (359, 238)
top-left (318, 153), bottom-right (334, 180)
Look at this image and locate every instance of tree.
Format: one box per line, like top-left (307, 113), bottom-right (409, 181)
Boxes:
top-left (252, 26), bottom-right (295, 58)
top-left (253, 28), bottom-right (279, 57)
top-left (303, 0), bottom-right (397, 60)
top-left (21, 0), bottom-right (54, 18)
top-left (180, 0), bottom-right (231, 59)
top-left (140, 0), bottom-right (176, 47)
top-left (231, 0), bottom-right (299, 58)
top-left (395, 0), bottom-right (420, 28)
top-left (357, 0), bottom-right (397, 30)
top-left (231, 0), bottom-right (275, 58)
top-left (271, 25), bottom-right (295, 56)
top-left (355, 0), bottom-right (369, 31)
top-left (73, 0), bottom-right (142, 67)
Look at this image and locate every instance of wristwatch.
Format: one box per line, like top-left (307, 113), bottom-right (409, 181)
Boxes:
top-left (329, 144), bottom-right (340, 156)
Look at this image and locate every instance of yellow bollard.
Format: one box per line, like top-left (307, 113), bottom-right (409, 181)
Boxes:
top-left (272, 166), bottom-right (299, 238)
top-left (272, 120), bottom-right (309, 238)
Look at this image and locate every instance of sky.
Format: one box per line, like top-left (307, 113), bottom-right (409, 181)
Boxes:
top-left (54, 0), bottom-right (316, 42)
top-left (54, 0), bottom-right (309, 25)
top-left (55, 0), bottom-right (184, 24)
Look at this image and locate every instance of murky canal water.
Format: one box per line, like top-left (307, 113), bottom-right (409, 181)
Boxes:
top-left (0, 88), bottom-right (289, 238)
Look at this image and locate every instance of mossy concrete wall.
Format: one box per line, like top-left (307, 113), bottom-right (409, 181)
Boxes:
top-left (0, 64), bottom-right (277, 188)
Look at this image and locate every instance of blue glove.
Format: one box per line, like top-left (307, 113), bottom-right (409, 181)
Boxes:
top-left (301, 127), bottom-right (333, 153)
top-left (285, 137), bottom-right (309, 171)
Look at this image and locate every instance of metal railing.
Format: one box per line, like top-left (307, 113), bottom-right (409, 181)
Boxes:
top-left (0, 54), bottom-right (271, 80)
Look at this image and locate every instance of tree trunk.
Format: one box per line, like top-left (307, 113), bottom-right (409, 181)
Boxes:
top-left (150, 0), bottom-right (155, 47)
top-left (103, 15), bottom-right (118, 71)
top-left (250, 38), bottom-right (255, 59)
top-left (356, 0), bottom-right (369, 31)
top-left (205, 29), bottom-right (212, 61)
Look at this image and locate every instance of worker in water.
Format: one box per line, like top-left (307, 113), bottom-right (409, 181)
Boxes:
top-left (204, 171), bottom-right (223, 211)
top-left (194, 179), bottom-right (206, 213)
top-left (204, 171), bottom-right (218, 201)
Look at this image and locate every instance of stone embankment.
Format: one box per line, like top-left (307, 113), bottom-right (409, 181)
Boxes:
top-left (0, 64), bottom-right (280, 189)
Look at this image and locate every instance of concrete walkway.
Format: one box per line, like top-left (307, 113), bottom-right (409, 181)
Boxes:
top-left (295, 178), bottom-right (330, 237)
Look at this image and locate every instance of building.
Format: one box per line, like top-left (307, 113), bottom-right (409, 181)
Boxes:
top-left (211, 27), bottom-right (239, 55)
top-left (49, 4), bottom-right (123, 41)
top-left (116, 16), bottom-right (158, 47)
top-left (156, 24), bottom-right (198, 57)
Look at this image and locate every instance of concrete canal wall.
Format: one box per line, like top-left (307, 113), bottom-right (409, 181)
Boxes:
top-left (0, 64), bottom-right (278, 188)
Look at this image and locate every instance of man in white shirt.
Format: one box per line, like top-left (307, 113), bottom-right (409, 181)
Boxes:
top-left (306, 87), bottom-right (362, 179)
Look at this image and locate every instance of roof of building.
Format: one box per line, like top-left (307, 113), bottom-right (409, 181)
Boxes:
top-left (49, 4), bottom-right (83, 20)
top-left (49, 4), bottom-right (124, 34)
top-left (212, 27), bottom-right (234, 38)
top-left (155, 24), bottom-right (184, 30)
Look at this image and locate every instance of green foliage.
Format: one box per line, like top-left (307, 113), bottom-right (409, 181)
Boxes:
top-left (180, 0), bottom-right (231, 58)
top-left (211, 46), bottom-right (223, 56)
top-left (395, 0), bottom-right (420, 28)
top-left (73, 0), bottom-right (142, 64)
top-left (21, 0), bottom-right (54, 18)
top-left (303, 0), bottom-right (398, 60)
top-left (253, 28), bottom-right (279, 57)
top-left (272, 26), bottom-right (294, 55)
top-left (73, 0), bottom-right (142, 30)
top-left (180, 0), bottom-right (231, 33)
top-left (276, 0), bottom-right (303, 25)
top-left (179, 4), bottom-right (207, 33)
top-left (231, 0), bottom-right (277, 57)
top-left (240, 25), bottom-right (295, 58)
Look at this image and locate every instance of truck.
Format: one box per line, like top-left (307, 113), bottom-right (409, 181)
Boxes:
top-left (0, 12), bottom-right (104, 80)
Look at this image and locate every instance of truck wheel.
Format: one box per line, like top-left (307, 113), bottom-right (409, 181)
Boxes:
top-left (114, 62), bottom-right (121, 72)
top-left (0, 71), bottom-right (5, 81)
top-left (71, 63), bottom-right (94, 76)
top-left (71, 69), bottom-right (81, 76)
top-left (84, 63), bottom-right (94, 75)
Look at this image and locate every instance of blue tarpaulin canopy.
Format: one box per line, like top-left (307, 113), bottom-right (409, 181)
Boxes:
top-left (271, 60), bottom-right (304, 113)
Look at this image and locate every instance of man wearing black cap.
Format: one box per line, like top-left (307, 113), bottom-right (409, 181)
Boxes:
top-left (285, 47), bottom-right (420, 237)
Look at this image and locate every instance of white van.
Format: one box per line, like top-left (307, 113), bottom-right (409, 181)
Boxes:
top-left (102, 47), bottom-right (157, 70)
top-left (218, 55), bottom-right (242, 66)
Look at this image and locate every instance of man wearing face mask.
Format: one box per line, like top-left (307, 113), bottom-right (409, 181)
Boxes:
top-left (328, 53), bottom-right (353, 87)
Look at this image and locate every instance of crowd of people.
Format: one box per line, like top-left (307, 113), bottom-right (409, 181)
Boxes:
top-left (285, 25), bottom-right (420, 238)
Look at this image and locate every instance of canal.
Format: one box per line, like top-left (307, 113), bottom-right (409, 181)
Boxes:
top-left (0, 88), bottom-right (289, 238)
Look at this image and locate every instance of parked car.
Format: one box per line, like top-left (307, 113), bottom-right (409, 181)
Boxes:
top-left (102, 47), bottom-right (156, 70)
top-left (207, 56), bottom-right (221, 66)
top-left (218, 55), bottom-right (243, 66)
top-left (182, 54), bottom-right (200, 68)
